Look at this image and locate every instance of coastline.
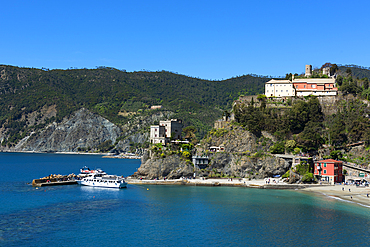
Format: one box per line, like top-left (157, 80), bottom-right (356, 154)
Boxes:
top-left (126, 177), bottom-right (317, 189)
top-left (301, 185), bottom-right (370, 208)
top-left (126, 178), bottom-right (370, 208)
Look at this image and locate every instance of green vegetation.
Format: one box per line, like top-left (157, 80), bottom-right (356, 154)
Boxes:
top-left (0, 65), bottom-right (268, 146)
top-left (294, 162), bottom-right (314, 183)
top-left (234, 90), bottom-right (370, 152)
top-left (234, 96), bottom-right (324, 152)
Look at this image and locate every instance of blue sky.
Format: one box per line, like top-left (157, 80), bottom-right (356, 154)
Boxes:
top-left (1, 0), bottom-right (370, 80)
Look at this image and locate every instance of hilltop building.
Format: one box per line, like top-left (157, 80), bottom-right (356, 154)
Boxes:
top-left (150, 119), bottom-right (183, 145)
top-left (265, 65), bottom-right (338, 97)
top-left (305, 65), bottom-right (312, 77)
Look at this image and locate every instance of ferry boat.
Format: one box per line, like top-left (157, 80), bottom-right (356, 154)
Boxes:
top-left (77, 169), bottom-right (127, 188)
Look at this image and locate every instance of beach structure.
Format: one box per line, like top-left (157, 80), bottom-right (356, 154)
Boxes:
top-left (192, 156), bottom-right (209, 169)
top-left (314, 159), bottom-right (343, 185)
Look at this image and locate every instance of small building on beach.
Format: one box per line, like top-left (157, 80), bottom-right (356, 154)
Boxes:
top-left (314, 159), bottom-right (343, 185)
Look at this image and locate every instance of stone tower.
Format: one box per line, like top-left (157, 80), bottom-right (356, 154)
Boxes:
top-left (305, 65), bottom-right (312, 77)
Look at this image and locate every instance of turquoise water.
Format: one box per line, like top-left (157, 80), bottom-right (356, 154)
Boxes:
top-left (1, 153), bottom-right (370, 246)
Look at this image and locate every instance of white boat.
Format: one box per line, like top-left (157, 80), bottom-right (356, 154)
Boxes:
top-left (77, 170), bottom-right (127, 189)
top-left (79, 166), bottom-right (102, 175)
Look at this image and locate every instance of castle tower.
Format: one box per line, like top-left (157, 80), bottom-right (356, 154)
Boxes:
top-left (305, 65), bottom-right (312, 77)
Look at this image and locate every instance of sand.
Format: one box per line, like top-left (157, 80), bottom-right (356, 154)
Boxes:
top-left (302, 185), bottom-right (370, 207)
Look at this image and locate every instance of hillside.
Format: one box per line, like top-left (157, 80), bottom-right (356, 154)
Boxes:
top-left (0, 65), bottom-right (268, 149)
top-left (337, 64), bottom-right (370, 79)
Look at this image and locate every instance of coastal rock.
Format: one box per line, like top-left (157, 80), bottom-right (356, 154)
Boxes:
top-left (133, 125), bottom-right (290, 179)
top-left (196, 124), bottom-right (273, 155)
top-left (134, 153), bottom-right (194, 179)
top-left (13, 108), bottom-right (122, 152)
top-left (202, 152), bottom-right (289, 179)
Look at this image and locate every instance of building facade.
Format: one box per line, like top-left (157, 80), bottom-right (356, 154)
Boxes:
top-left (293, 78), bottom-right (337, 97)
top-left (150, 125), bottom-right (166, 144)
top-left (265, 77), bottom-right (338, 97)
top-left (265, 79), bottom-right (295, 97)
top-left (150, 119), bottom-right (183, 145)
top-left (314, 159), bottom-right (343, 184)
top-left (160, 119), bottom-right (183, 140)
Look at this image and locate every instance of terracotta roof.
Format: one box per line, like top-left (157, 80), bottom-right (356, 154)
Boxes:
top-left (316, 159), bottom-right (342, 163)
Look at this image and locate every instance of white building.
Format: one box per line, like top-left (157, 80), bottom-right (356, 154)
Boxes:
top-left (150, 125), bottom-right (166, 144)
top-left (265, 79), bottom-right (295, 97)
top-left (265, 78), bottom-right (338, 98)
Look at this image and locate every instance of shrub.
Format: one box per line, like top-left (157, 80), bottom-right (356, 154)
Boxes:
top-left (302, 172), bottom-right (314, 182)
top-left (282, 170), bottom-right (290, 178)
top-left (270, 142), bottom-right (285, 154)
top-left (182, 151), bottom-right (191, 159)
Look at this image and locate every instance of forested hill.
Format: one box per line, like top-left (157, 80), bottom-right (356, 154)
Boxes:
top-left (337, 65), bottom-right (370, 79)
top-left (0, 65), bottom-right (268, 146)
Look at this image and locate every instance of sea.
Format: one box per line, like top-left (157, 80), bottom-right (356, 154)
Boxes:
top-left (1, 152), bottom-right (370, 247)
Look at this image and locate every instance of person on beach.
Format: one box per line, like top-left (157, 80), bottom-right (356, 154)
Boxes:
top-left (342, 187), bottom-right (344, 191)
top-left (349, 188), bottom-right (351, 192)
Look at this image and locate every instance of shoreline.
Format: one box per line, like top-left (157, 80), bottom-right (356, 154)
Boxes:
top-left (126, 177), bottom-right (319, 189)
top-left (301, 185), bottom-right (370, 208)
top-left (126, 178), bottom-right (370, 208)
top-left (0, 150), bottom-right (143, 159)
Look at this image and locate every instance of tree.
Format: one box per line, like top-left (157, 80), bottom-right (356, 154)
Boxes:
top-left (346, 68), bottom-right (352, 77)
top-left (296, 122), bottom-right (324, 152)
top-left (330, 150), bottom-right (343, 160)
top-left (336, 75), bottom-right (343, 87)
top-left (270, 142), bottom-right (285, 154)
top-left (363, 77), bottom-right (369, 90)
top-left (183, 126), bottom-right (197, 143)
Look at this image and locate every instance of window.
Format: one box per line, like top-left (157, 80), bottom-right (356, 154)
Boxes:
top-left (286, 90), bottom-right (288, 92)
top-left (267, 90), bottom-right (269, 92)
top-left (281, 90), bottom-right (283, 92)
top-left (276, 90), bottom-right (278, 92)
top-left (324, 163), bottom-right (326, 167)
top-left (324, 170), bottom-right (327, 174)
top-left (304, 85), bottom-right (306, 88)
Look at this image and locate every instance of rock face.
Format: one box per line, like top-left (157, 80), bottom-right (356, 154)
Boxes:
top-left (196, 124), bottom-right (274, 154)
top-left (133, 124), bottom-right (290, 179)
top-left (13, 108), bottom-right (122, 152)
top-left (134, 152), bottom-right (194, 179)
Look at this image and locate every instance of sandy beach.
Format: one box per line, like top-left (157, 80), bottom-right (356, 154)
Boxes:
top-left (302, 185), bottom-right (370, 208)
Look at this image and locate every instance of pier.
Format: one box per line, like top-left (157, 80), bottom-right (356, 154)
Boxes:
top-left (32, 174), bottom-right (78, 187)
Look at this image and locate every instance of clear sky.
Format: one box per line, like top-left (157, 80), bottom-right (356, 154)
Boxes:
top-left (1, 0), bottom-right (370, 80)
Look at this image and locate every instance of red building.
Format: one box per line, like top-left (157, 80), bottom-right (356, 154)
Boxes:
top-left (314, 159), bottom-right (343, 184)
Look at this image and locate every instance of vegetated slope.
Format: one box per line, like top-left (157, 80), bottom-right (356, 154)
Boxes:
top-left (337, 64), bottom-right (370, 79)
top-left (0, 65), bottom-right (268, 147)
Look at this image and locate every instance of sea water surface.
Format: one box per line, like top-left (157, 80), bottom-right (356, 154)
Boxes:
top-left (1, 152), bottom-right (370, 246)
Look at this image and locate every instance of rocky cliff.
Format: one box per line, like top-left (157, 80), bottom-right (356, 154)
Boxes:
top-left (0, 107), bottom-right (175, 153)
top-left (8, 108), bottom-right (122, 152)
top-left (133, 124), bottom-right (290, 179)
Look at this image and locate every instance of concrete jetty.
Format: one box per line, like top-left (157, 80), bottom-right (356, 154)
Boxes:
top-left (32, 174), bottom-right (78, 187)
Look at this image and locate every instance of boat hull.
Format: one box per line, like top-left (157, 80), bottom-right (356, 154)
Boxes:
top-left (77, 179), bottom-right (127, 188)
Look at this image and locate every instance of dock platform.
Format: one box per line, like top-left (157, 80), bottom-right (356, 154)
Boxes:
top-left (32, 178), bottom-right (78, 187)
